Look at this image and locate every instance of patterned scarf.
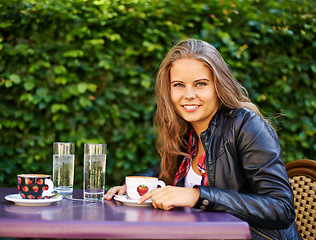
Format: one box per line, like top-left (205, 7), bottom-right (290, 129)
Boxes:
top-left (174, 128), bottom-right (209, 186)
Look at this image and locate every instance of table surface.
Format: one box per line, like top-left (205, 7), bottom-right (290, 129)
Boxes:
top-left (0, 187), bottom-right (251, 239)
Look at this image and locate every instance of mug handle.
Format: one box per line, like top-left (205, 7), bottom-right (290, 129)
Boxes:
top-left (157, 180), bottom-right (166, 188)
top-left (42, 178), bottom-right (54, 197)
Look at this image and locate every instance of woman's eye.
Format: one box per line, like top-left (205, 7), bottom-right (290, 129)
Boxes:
top-left (197, 82), bottom-right (207, 87)
top-left (173, 83), bottom-right (184, 87)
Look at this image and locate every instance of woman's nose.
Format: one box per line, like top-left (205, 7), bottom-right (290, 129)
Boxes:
top-left (184, 87), bottom-right (196, 100)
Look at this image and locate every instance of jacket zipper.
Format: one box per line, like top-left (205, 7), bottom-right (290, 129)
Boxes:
top-left (200, 123), bottom-right (217, 186)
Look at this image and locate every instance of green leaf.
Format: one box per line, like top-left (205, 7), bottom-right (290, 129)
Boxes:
top-left (63, 50), bottom-right (84, 58)
top-left (87, 39), bottom-right (104, 45)
top-left (79, 97), bottom-right (92, 108)
top-left (10, 74), bottom-right (21, 84)
top-left (36, 87), bottom-right (49, 99)
top-left (24, 82), bottom-right (36, 91)
top-left (88, 83), bottom-right (98, 92)
top-left (19, 93), bottom-right (33, 102)
top-left (54, 65), bottom-right (67, 75)
top-left (55, 77), bottom-right (68, 85)
top-left (78, 82), bottom-right (89, 93)
top-left (51, 104), bottom-right (69, 113)
top-left (5, 80), bottom-right (12, 88)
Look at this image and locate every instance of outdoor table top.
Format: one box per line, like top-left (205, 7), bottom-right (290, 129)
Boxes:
top-left (0, 187), bottom-right (251, 239)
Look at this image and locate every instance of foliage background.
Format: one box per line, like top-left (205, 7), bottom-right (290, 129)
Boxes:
top-left (0, 0), bottom-right (315, 189)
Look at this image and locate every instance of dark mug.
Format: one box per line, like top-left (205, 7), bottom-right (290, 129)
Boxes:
top-left (17, 174), bottom-right (54, 199)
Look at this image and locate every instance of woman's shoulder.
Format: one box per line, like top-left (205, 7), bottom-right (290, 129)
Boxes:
top-left (212, 107), bottom-right (273, 134)
top-left (227, 107), bottom-right (266, 122)
top-left (223, 107), bottom-right (259, 122)
top-left (219, 107), bottom-right (269, 132)
top-left (225, 107), bottom-right (278, 140)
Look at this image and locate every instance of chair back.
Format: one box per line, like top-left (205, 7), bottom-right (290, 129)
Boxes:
top-left (285, 159), bottom-right (316, 240)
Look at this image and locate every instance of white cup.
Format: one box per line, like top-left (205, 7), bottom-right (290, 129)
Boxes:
top-left (125, 176), bottom-right (166, 200)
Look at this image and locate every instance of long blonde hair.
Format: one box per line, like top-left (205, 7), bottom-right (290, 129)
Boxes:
top-left (155, 38), bottom-right (267, 185)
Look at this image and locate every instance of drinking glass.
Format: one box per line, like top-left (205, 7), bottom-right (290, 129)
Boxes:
top-left (84, 143), bottom-right (107, 200)
top-left (53, 142), bottom-right (75, 197)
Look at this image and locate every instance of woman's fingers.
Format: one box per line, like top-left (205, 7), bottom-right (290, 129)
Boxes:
top-left (137, 186), bottom-right (174, 209)
top-left (138, 186), bottom-right (199, 210)
top-left (152, 194), bottom-right (174, 210)
top-left (104, 185), bottom-right (126, 200)
top-left (118, 186), bottom-right (127, 195)
top-left (137, 187), bottom-right (163, 204)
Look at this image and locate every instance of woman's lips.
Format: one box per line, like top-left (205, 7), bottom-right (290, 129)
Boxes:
top-left (182, 105), bottom-right (200, 112)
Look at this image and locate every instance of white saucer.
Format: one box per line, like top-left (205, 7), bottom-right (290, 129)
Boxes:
top-left (114, 195), bottom-right (152, 207)
top-left (5, 194), bottom-right (63, 206)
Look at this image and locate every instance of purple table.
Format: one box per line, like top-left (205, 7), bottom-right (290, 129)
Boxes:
top-left (0, 188), bottom-right (251, 239)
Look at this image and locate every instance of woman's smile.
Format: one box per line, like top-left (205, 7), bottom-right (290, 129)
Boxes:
top-left (182, 104), bottom-right (201, 112)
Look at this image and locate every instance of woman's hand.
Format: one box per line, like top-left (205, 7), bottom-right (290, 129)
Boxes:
top-left (104, 185), bottom-right (126, 200)
top-left (137, 186), bottom-right (200, 210)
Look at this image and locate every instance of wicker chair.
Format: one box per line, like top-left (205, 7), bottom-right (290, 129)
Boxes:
top-left (285, 159), bottom-right (316, 240)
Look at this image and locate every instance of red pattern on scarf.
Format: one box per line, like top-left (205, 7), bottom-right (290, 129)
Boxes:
top-left (174, 128), bottom-right (209, 186)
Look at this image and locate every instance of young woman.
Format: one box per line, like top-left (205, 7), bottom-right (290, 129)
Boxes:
top-left (105, 39), bottom-right (302, 239)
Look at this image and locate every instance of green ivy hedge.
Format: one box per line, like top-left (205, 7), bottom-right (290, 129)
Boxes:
top-left (0, 0), bottom-right (315, 189)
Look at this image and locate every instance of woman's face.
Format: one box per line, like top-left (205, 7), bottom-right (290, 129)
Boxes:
top-left (170, 58), bottom-right (220, 132)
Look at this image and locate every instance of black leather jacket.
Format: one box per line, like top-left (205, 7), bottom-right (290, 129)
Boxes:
top-left (186, 108), bottom-right (302, 240)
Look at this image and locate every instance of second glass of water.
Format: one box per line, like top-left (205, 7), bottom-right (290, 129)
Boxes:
top-left (53, 142), bottom-right (75, 198)
top-left (84, 143), bottom-right (107, 200)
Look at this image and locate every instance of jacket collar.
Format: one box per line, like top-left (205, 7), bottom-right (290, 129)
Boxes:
top-left (201, 107), bottom-right (228, 136)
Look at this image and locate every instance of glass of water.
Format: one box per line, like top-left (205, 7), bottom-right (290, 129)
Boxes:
top-left (84, 143), bottom-right (107, 200)
top-left (53, 142), bottom-right (75, 198)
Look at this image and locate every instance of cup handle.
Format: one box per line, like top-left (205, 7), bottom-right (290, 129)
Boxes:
top-left (157, 180), bottom-right (166, 188)
top-left (42, 179), bottom-right (54, 197)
